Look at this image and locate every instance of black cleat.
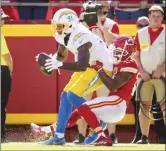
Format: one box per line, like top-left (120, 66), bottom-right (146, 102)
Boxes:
top-left (110, 133), bottom-right (118, 144)
top-left (73, 134), bottom-right (85, 144)
top-left (136, 135), bottom-right (149, 144)
top-left (131, 135), bottom-right (142, 144)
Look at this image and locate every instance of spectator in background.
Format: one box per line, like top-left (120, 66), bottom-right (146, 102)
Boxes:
top-left (132, 16), bottom-right (166, 144)
top-left (1, 9), bottom-right (13, 143)
top-left (17, 0), bottom-right (48, 20)
top-left (134, 5), bottom-right (165, 144)
top-left (107, 0), bottom-right (120, 20)
top-left (153, 0), bottom-right (163, 3)
top-left (109, 0), bottom-right (150, 21)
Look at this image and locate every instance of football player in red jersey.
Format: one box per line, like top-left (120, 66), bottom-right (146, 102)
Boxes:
top-left (73, 35), bottom-right (138, 146)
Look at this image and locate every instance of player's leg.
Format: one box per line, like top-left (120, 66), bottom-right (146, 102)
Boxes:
top-left (107, 123), bottom-right (118, 144)
top-left (73, 93), bottom-right (93, 144)
top-left (137, 80), bottom-right (154, 144)
top-left (40, 72), bottom-right (82, 145)
top-left (85, 86), bottom-right (109, 144)
top-left (78, 95), bottom-right (126, 145)
top-left (77, 101), bottom-right (111, 145)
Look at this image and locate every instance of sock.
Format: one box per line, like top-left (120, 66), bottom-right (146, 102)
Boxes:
top-left (55, 132), bottom-right (65, 138)
top-left (67, 91), bottom-right (86, 108)
top-left (77, 104), bottom-right (103, 133)
top-left (66, 109), bottom-right (81, 128)
top-left (41, 125), bottom-right (54, 133)
top-left (56, 91), bottom-right (73, 133)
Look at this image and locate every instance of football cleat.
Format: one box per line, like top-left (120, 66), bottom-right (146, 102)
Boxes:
top-left (40, 134), bottom-right (65, 145)
top-left (84, 121), bottom-right (107, 144)
top-left (95, 136), bottom-right (112, 146)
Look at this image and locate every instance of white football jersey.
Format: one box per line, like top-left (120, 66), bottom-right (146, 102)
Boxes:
top-left (54, 23), bottom-right (113, 71)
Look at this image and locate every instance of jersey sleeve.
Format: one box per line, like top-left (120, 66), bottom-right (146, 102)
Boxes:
top-left (73, 32), bottom-right (91, 49)
top-left (120, 62), bottom-right (138, 74)
top-left (135, 33), bottom-right (140, 51)
top-left (1, 34), bottom-right (9, 55)
top-left (110, 23), bottom-right (119, 35)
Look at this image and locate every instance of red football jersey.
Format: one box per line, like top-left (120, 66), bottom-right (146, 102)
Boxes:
top-left (109, 61), bottom-right (138, 103)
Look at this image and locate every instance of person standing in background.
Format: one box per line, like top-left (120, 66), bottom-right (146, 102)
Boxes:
top-left (132, 16), bottom-right (166, 144)
top-left (134, 5), bottom-right (165, 144)
top-left (1, 9), bottom-right (13, 143)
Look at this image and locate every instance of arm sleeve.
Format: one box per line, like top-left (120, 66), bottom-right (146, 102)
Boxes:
top-left (135, 33), bottom-right (140, 51)
top-left (110, 23), bottom-right (119, 35)
top-left (1, 34), bottom-right (9, 55)
top-left (120, 62), bottom-right (138, 74)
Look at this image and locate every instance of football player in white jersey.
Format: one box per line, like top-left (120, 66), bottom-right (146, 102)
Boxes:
top-left (38, 8), bottom-right (113, 145)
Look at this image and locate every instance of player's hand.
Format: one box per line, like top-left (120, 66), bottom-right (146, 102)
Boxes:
top-left (140, 70), bottom-right (151, 81)
top-left (44, 58), bottom-right (63, 72)
top-left (91, 61), bottom-right (103, 72)
top-left (35, 53), bottom-right (53, 62)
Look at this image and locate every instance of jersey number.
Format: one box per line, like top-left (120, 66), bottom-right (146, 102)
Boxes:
top-left (67, 15), bottom-right (73, 22)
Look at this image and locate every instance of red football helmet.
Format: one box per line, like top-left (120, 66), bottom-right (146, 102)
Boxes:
top-left (110, 35), bottom-right (136, 64)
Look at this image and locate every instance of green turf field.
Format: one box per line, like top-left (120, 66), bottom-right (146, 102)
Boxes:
top-left (1, 143), bottom-right (165, 151)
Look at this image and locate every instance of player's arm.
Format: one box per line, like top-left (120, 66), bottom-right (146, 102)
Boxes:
top-left (98, 70), bottom-right (133, 92)
top-left (59, 42), bottom-right (91, 71)
top-left (55, 44), bottom-right (68, 62)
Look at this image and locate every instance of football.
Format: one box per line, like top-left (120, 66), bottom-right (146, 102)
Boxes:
top-left (37, 52), bottom-right (54, 75)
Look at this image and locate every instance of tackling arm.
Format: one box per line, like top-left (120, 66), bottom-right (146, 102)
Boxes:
top-left (98, 70), bottom-right (133, 92)
top-left (59, 42), bottom-right (92, 72)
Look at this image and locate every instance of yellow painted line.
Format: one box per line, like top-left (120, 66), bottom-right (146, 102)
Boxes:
top-left (2, 25), bottom-right (53, 37)
top-left (2, 24), bottom-right (138, 37)
top-left (6, 113), bottom-right (58, 125)
top-left (6, 113), bottom-right (154, 125)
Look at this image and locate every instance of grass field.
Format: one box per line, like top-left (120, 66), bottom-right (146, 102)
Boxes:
top-left (1, 143), bottom-right (165, 151)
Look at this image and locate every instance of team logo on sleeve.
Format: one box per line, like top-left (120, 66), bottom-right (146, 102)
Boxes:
top-left (74, 32), bottom-right (86, 41)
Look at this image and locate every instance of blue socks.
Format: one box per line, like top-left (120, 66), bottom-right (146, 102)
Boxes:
top-left (56, 91), bottom-right (86, 134)
top-left (56, 91), bottom-right (73, 133)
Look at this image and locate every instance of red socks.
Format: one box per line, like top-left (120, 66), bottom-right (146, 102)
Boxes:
top-left (66, 109), bottom-right (81, 128)
top-left (77, 104), bottom-right (103, 134)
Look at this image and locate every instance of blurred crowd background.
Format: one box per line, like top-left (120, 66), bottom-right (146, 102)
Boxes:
top-left (1, 0), bottom-right (165, 21)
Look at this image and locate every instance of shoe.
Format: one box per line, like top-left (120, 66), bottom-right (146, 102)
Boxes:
top-left (84, 128), bottom-right (99, 145)
top-left (136, 135), bottom-right (149, 144)
top-left (40, 134), bottom-right (65, 145)
top-left (110, 133), bottom-right (118, 144)
top-left (73, 134), bottom-right (85, 144)
top-left (31, 123), bottom-right (43, 133)
top-left (95, 136), bottom-right (112, 146)
top-left (131, 134), bottom-right (142, 144)
top-left (84, 121), bottom-right (107, 145)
